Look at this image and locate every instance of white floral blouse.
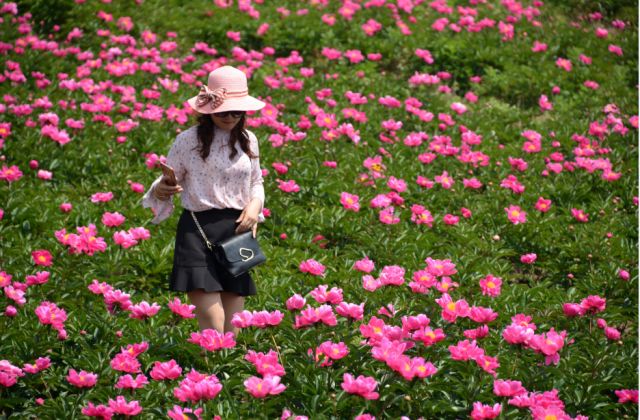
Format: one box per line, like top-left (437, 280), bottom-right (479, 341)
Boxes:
top-left (142, 125), bottom-right (265, 224)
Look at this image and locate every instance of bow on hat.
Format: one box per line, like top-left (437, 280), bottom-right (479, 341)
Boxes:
top-left (195, 85), bottom-right (227, 110)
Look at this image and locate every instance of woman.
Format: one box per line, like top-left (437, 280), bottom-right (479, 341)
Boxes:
top-left (142, 66), bottom-right (266, 334)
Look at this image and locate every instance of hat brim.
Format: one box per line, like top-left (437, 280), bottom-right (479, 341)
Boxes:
top-left (187, 94), bottom-right (266, 114)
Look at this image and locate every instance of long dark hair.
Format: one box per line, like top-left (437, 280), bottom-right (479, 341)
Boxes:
top-left (194, 113), bottom-right (257, 161)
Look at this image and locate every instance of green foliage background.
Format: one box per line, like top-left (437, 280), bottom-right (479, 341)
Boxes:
top-left (1, 0), bottom-right (638, 418)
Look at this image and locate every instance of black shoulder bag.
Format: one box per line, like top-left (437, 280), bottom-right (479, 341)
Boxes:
top-left (190, 211), bottom-right (266, 277)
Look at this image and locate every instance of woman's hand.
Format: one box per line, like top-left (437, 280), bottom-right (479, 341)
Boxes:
top-left (235, 199), bottom-right (262, 238)
top-left (153, 176), bottom-right (183, 201)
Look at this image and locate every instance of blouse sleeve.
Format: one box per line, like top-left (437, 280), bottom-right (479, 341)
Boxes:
top-left (141, 133), bottom-right (188, 224)
top-left (248, 131), bottom-right (266, 223)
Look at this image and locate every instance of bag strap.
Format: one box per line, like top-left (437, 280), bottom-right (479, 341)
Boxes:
top-left (190, 211), bottom-right (215, 251)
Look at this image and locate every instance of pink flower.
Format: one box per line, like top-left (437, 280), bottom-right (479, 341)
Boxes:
top-left (104, 289), bottom-right (132, 313)
top-left (108, 396), bottom-right (142, 416)
top-left (167, 298), bottom-right (195, 318)
top-left (87, 279), bottom-right (112, 295)
top-left (341, 373), bottom-right (379, 400)
top-left (335, 302), bottom-right (365, 321)
top-left (35, 301), bottom-right (67, 330)
top-left (410, 205), bottom-right (434, 227)
top-left (128, 227), bottom-right (150, 241)
top-left (59, 202), bottom-right (72, 212)
top-left (608, 44), bottom-right (623, 56)
top-left (479, 275), bottom-right (502, 297)
top-left (413, 327), bottom-right (446, 347)
top-left (187, 329), bottom-right (236, 351)
top-left (520, 253), bottom-right (537, 264)
top-left (493, 379), bottom-right (527, 397)
top-left (555, 57), bottom-right (572, 71)
top-left (22, 357), bottom-right (50, 374)
top-left (362, 275), bottom-right (382, 292)
top-left (32, 250), bottom-right (53, 266)
top-left (0, 165), bottom-right (23, 182)
top-left (618, 269), bottom-right (630, 281)
top-left (534, 197), bottom-right (552, 212)
top-left (614, 389), bottom-right (638, 404)
top-left (37, 170), bottom-right (53, 180)
top-left (294, 304), bottom-right (337, 328)
top-left (435, 171), bottom-right (454, 189)
top-left (299, 259), bottom-right (325, 276)
top-left (127, 180), bottom-right (144, 193)
top-left (464, 325), bottom-right (490, 340)
top-left (173, 370), bottom-right (222, 403)
top-left (226, 31), bottom-right (241, 42)
top-left (25, 271), bottom-right (50, 286)
top-left (102, 212), bottom-right (126, 227)
top-left (313, 341), bottom-right (349, 366)
top-left (562, 303), bottom-right (585, 317)
top-left (244, 374), bottom-right (286, 398)
top-left (436, 293), bottom-right (470, 323)
top-left (340, 192), bottom-right (360, 211)
top-left (528, 328), bottom-right (566, 358)
top-left (66, 369), bottom-right (98, 388)
top-left (91, 192), bottom-right (114, 203)
top-left (150, 360), bottom-right (183, 380)
top-left (505, 205), bottom-right (526, 224)
top-left (128, 301), bottom-right (160, 319)
top-left (277, 179), bottom-right (300, 193)
top-left (285, 294), bottom-right (306, 311)
top-left (110, 353), bottom-right (141, 374)
top-left (115, 374), bottom-right (148, 389)
top-left (580, 295), bottom-right (606, 313)
top-left (443, 214), bottom-right (459, 225)
top-left (378, 265), bottom-right (405, 286)
top-left (571, 208), bottom-right (589, 222)
top-left (310, 285), bottom-right (343, 304)
top-left (361, 19), bottom-right (382, 36)
top-left (425, 258), bottom-right (457, 277)
top-left (353, 256), bottom-right (375, 273)
top-left (471, 402), bottom-right (502, 419)
top-left (167, 406), bottom-right (203, 420)
top-left (113, 231), bottom-right (138, 248)
top-left (448, 339), bottom-right (484, 362)
top-left (245, 349), bottom-right (285, 376)
top-left (379, 207), bottom-right (400, 224)
top-left (538, 95), bottom-right (552, 112)
top-left (604, 326), bottom-right (621, 341)
top-left (469, 307), bottom-right (499, 324)
top-left (4, 286), bottom-right (25, 306)
top-left (0, 272), bottom-right (11, 288)
top-left (81, 402), bottom-right (113, 419)
top-left (0, 360), bottom-right (25, 387)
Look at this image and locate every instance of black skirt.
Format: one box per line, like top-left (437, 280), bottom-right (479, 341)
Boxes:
top-left (169, 208), bottom-right (257, 296)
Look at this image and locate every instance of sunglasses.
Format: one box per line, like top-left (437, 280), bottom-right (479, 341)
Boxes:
top-left (213, 110), bottom-right (245, 118)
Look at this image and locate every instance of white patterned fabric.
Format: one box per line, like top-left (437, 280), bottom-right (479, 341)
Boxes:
top-left (142, 125), bottom-right (265, 225)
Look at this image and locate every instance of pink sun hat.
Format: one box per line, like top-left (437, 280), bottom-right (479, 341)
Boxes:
top-left (187, 66), bottom-right (266, 114)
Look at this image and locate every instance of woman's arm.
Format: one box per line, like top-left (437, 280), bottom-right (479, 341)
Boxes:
top-left (141, 133), bottom-right (187, 224)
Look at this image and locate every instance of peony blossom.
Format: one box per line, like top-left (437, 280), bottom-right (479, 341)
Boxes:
top-left (340, 373), bottom-right (379, 400)
top-left (66, 369), bottom-right (98, 388)
top-left (244, 374), bottom-right (286, 398)
top-left (299, 259), bottom-right (325, 276)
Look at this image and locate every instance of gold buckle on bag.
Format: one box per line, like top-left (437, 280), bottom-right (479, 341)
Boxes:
top-left (239, 248), bottom-right (254, 261)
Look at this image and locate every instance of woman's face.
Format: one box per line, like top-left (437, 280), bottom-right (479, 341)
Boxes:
top-left (210, 112), bottom-right (243, 131)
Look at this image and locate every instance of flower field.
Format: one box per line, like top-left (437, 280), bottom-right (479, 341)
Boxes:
top-left (0, 0), bottom-right (638, 418)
